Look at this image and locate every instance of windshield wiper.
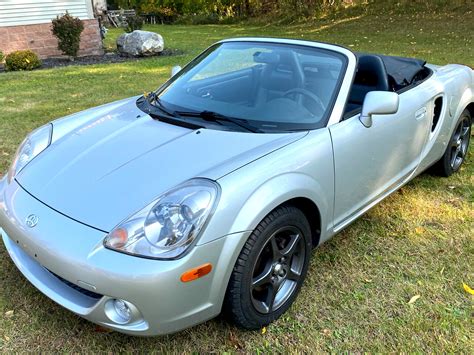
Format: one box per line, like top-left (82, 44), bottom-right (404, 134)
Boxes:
top-left (176, 110), bottom-right (262, 133)
top-left (145, 92), bottom-right (178, 117)
top-left (141, 95), bottom-right (262, 132)
top-left (138, 94), bottom-right (204, 130)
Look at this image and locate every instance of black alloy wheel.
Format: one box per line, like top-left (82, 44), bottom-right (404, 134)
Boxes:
top-left (433, 109), bottom-right (471, 177)
top-left (250, 226), bottom-right (305, 314)
top-left (224, 205), bottom-right (312, 329)
top-left (449, 113), bottom-right (471, 171)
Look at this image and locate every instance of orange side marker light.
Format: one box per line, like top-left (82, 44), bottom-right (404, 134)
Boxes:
top-left (180, 263), bottom-right (212, 282)
top-left (108, 228), bottom-right (128, 248)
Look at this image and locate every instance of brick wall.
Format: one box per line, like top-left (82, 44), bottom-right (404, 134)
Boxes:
top-left (0, 19), bottom-right (104, 58)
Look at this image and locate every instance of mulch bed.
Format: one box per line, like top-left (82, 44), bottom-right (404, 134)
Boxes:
top-left (0, 48), bottom-right (184, 72)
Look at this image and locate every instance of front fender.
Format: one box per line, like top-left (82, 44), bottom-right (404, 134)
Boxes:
top-left (228, 172), bottom-right (329, 241)
top-left (197, 128), bottom-right (335, 246)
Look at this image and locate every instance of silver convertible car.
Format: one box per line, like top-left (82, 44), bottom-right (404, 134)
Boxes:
top-left (1, 38), bottom-right (472, 335)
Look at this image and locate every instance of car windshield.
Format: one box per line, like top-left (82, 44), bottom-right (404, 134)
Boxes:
top-left (154, 41), bottom-right (347, 132)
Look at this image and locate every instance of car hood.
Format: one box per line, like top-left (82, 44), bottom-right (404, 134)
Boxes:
top-left (17, 97), bottom-right (306, 232)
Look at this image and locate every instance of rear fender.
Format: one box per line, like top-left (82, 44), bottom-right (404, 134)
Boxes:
top-left (452, 87), bottom-right (473, 124)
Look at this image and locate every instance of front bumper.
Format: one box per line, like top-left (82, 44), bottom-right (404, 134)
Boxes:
top-left (0, 177), bottom-right (249, 335)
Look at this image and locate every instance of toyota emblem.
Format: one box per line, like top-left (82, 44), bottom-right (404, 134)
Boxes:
top-left (25, 214), bottom-right (39, 228)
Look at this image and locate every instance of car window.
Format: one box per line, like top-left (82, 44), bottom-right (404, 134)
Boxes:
top-left (190, 47), bottom-right (267, 81)
top-left (156, 41), bottom-right (347, 132)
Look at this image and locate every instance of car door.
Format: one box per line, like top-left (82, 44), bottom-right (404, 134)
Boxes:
top-left (329, 84), bottom-right (434, 230)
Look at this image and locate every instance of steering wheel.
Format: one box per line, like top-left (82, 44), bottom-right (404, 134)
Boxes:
top-left (283, 88), bottom-right (325, 114)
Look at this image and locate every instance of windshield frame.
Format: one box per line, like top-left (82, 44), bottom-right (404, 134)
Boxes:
top-left (152, 40), bottom-right (351, 133)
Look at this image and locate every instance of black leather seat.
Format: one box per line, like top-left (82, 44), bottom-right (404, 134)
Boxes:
top-left (345, 55), bottom-right (390, 114)
top-left (254, 50), bottom-right (303, 106)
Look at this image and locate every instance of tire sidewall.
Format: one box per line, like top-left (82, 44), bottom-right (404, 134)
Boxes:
top-left (235, 207), bottom-right (312, 327)
top-left (441, 110), bottom-right (471, 176)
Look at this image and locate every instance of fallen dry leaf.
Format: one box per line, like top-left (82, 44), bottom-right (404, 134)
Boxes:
top-left (462, 283), bottom-right (474, 295)
top-left (4, 310), bottom-right (14, 318)
top-left (415, 227), bottom-right (425, 235)
top-left (261, 326), bottom-right (267, 335)
top-left (408, 294), bottom-right (421, 304)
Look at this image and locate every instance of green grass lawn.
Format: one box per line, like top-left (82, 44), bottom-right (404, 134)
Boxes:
top-left (0, 6), bottom-right (473, 352)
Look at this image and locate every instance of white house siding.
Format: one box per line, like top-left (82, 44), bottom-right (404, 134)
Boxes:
top-left (0, 0), bottom-right (94, 27)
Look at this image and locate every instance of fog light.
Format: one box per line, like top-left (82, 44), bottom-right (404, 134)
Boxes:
top-left (114, 299), bottom-right (131, 323)
top-left (105, 298), bottom-right (135, 325)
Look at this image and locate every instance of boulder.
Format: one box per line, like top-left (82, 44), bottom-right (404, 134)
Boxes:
top-left (117, 30), bottom-right (164, 57)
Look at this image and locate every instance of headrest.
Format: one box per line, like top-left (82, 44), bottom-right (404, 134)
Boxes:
top-left (355, 55), bottom-right (389, 91)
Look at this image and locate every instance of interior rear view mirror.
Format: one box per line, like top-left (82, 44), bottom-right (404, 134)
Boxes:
top-left (253, 51), bottom-right (280, 64)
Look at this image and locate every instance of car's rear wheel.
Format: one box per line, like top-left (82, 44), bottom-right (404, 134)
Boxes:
top-left (224, 205), bottom-right (312, 329)
top-left (433, 109), bottom-right (471, 177)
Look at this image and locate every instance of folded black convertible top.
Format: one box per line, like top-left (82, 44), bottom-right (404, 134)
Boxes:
top-left (356, 52), bottom-right (427, 86)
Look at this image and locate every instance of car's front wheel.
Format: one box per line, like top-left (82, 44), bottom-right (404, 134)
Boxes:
top-left (224, 205), bottom-right (312, 329)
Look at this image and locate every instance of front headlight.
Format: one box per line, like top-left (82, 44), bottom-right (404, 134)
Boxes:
top-left (7, 124), bottom-right (52, 183)
top-left (104, 179), bottom-right (220, 259)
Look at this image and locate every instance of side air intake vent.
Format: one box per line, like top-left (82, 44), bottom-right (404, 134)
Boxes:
top-left (432, 97), bottom-right (443, 132)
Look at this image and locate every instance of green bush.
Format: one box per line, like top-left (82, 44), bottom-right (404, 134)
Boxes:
top-left (124, 15), bottom-right (144, 32)
top-left (51, 12), bottom-right (84, 58)
top-left (0, 50), bottom-right (4, 63)
top-left (5, 50), bottom-right (41, 71)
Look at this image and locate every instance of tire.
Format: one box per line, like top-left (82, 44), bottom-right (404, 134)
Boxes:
top-left (224, 205), bottom-right (312, 329)
top-left (432, 109), bottom-right (471, 177)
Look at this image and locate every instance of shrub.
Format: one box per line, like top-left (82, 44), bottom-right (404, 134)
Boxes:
top-left (155, 7), bottom-right (177, 24)
top-left (5, 50), bottom-right (41, 71)
top-left (51, 12), bottom-right (84, 58)
top-left (124, 15), bottom-right (144, 33)
top-left (0, 50), bottom-right (4, 63)
top-left (149, 7), bottom-right (177, 24)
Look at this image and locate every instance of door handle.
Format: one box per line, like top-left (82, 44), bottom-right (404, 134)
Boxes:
top-left (415, 107), bottom-right (427, 120)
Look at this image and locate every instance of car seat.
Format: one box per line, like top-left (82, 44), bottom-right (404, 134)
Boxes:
top-left (345, 55), bottom-right (390, 114)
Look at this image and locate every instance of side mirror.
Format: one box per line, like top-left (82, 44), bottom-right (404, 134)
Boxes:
top-left (171, 65), bottom-right (182, 77)
top-left (360, 91), bottom-right (399, 127)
